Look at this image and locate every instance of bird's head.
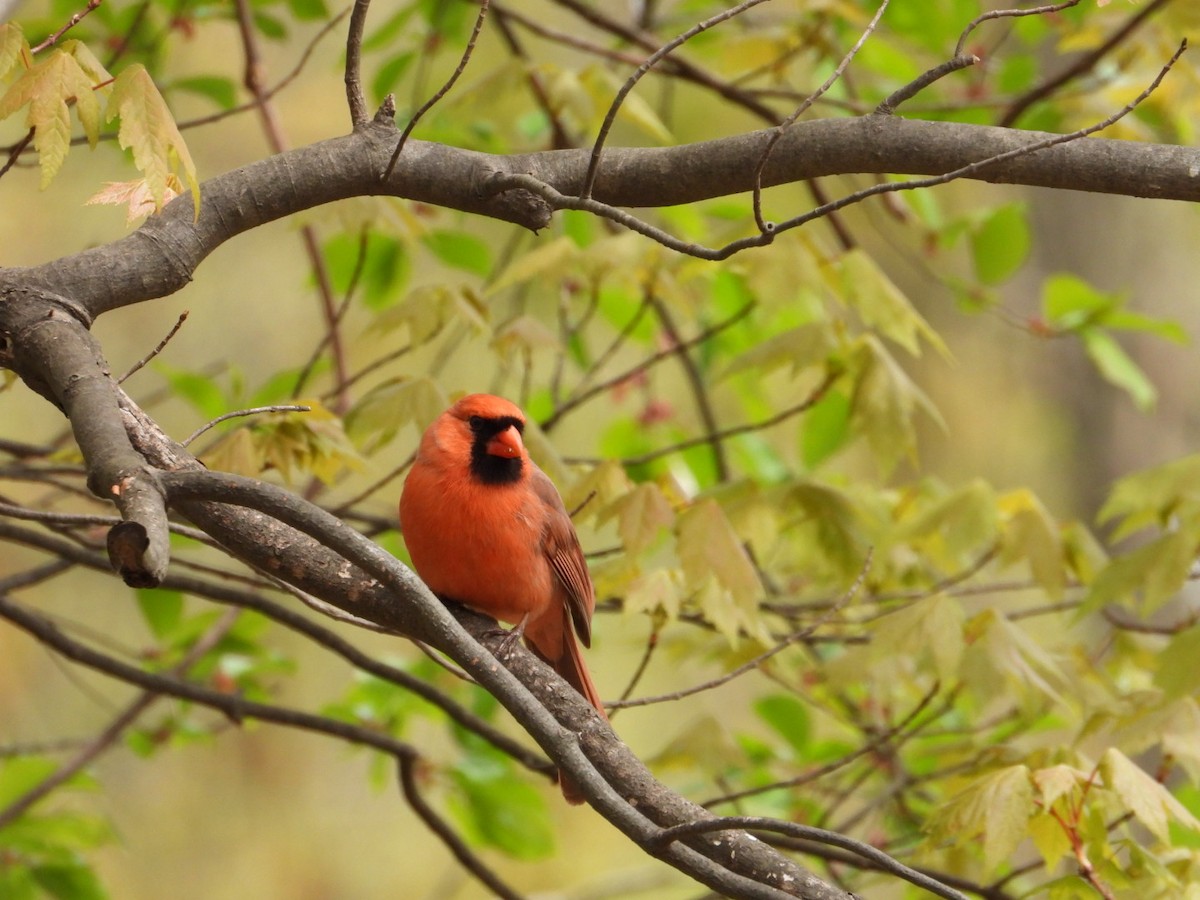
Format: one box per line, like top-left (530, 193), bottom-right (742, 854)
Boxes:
top-left (448, 393), bottom-right (528, 485)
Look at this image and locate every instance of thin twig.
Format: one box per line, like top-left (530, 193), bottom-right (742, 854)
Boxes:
top-left (600, 366), bottom-right (841, 469)
top-left (610, 548), bottom-right (869, 710)
top-left (182, 404), bottom-right (311, 446)
top-left (874, 54), bottom-right (979, 116)
top-left (344, 0), bottom-right (372, 127)
top-left (648, 291), bottom-right (730, 481)
top-left (753, 0), bottom-right (891, 232)
top-left (581, 0), bottom-right (772, 199)
top-left (999, 0), bottom-right (1168, 127)
top-left (118, 311), bottom-right (189, 384)
top-left (542, 300), bottom-right (754, 432)
top-left (0, 607), bottom-right (241, 832)
top-left (383, 0), bottom-right (491, 180)
top-left (957, 0), bottom-right (1080, 58)
top-left (31, 0), bottom-right (103, 54)
top-left (704, 680), bottom-right (945, 809)
top-left (397, 755), bottom-right (528, 900)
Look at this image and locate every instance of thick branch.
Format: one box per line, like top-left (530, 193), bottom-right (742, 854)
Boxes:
top-left (1, 116), bottom-right (1197, 321)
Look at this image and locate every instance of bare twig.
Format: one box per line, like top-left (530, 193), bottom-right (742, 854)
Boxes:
top-left (383, 0), bottom-right (492, 179)
top-left (956, 0), bottom-right (1080, 58)
top-left (610, 548), bottom-right (869, 710)
top-left (118, 311), bottom-right (189, 384)
top-left (581, 0), bottom-right (772, 199)
top-left (999, 0), bottom-right (1168, 127)
top-left (345, 0), bottom-right (372, 127)
top-left (233, 0), bottom-right (350, 412)
top-left (599, 366), bottom-right (841, 469)
top-left (397, 755), bottom-right (528, 900)
top-left (182, 404), bottom-right (311, 447)
top-left (0, 607), bottom-right (241, 832)
top-left (648, 292), bottom-right (730, 481)
top-left (754, 0), bottom-right (891, 231)
top-left (874, 54), bottom-right (980, 116)
top-left (542, 300), bottom-right (754, 432)
top-left (31, 0), bottom-right (103, 54)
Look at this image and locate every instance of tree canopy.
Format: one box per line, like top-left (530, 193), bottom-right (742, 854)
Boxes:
top-left (2, 1), bottom-right (1200, 899)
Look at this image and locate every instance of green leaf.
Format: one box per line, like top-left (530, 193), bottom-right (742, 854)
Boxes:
top-left (801, 389), bottom-right (851, 469)
top-left (754, 695), bottom-right (810, 756)
top-left (1083, 529), bottom-right (1197, 615)
top-left (1042, 273), bottom-right (1112, 330)
top-left (286, 0), bottom-right (329, 21)
top-left (1082, 329), bottom-right (1156, 411)
top-left (322, 232), bottom-right (410, 309)
top-left (152, 362), bottom-right (228, 419)
top-left (136, 589), bottom-right (184, 639)
top-left (422, 230), bottom-right (492, 277)
top-left (371, 52), bottom-right (415, 107)
top-left (451, 767), bottom-right (554, 859)
top-left (0, 757), bottom-right (59, 807)
top-left (169, 76), bottom-right (237, 110)
top-left (970, 204), bottom-right (1030, 285)
top-left (32, 862), bottom-right (108, 900)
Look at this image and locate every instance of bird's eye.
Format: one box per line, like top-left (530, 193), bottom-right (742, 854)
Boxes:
top-left (468, 415), bottom-right (484, 429)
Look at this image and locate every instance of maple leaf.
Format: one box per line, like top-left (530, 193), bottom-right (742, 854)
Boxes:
top-left (86, 175), bottom-right (183, 226)
top-left (107, 64), bottom-right (199, 214)
top-left (0, 23), bottom-right (28, 81)
top-left (0, 44), bottom-right (102, 187)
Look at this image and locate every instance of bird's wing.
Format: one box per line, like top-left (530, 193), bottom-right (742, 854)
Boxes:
top-left (531, 467), bottom-right (595, 648)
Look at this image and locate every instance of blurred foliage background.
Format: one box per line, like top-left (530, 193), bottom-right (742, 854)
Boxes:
top-left (2, 0), bottom-right (1200, 898)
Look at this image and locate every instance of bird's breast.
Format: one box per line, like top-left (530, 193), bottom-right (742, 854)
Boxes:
top-left (401, 464), bottom-right (555, 625)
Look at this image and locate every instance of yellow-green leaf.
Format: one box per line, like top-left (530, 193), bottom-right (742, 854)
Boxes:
top-left (875, 594), bottom-right (965, 682)
top-left (606, 481), bottom-right (675, 554)
top-left (1101, 748), bottom-right (1200, 842)
top-left (490, 315), bottom-right (560, 356)
top-left (108, 64), bottom-right (199, 213)
top-left (0, 48), bottom-right (99, 187)
top-left (998, 489), bottom-right (1065, 599)
top-left (0, 23), bottom-right (28, 81)
top-left (1098, 454), bottom-right (1200, 538)
top-left (579, 65), bottom-right (673, 144)
top-left (1033, 764), bottom-right (1089, 810)
top-left (850, 336), bottom-right (943, 475)
top-left (840, 249), bottom-right (948, 357)
top-left (677, 498), bottom-right (766, 642)
top-left (63, 40), bottom-right (111, 147)
top-left (487, 237), bottom-right (577, 296)
top-left (344, 376), bottom-right (447, 453)
top-left (1083, 529), bottom-right (1197, 615)
top-left (928, 766), bottom-right (1036, 872)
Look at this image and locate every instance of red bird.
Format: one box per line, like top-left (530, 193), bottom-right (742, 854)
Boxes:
top-left (399, 393), bottom-right (606, 803)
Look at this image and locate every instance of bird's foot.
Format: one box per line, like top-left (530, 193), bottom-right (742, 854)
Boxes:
top-left (491, 614), bottom-right (529, 659)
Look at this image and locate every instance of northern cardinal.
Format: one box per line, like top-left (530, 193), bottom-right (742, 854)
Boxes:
top-left (399, 393), bottom-right (606, 803)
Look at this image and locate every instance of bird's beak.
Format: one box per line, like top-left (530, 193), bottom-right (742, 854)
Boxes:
top-left (485, 425), bottom-right (524, 459)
